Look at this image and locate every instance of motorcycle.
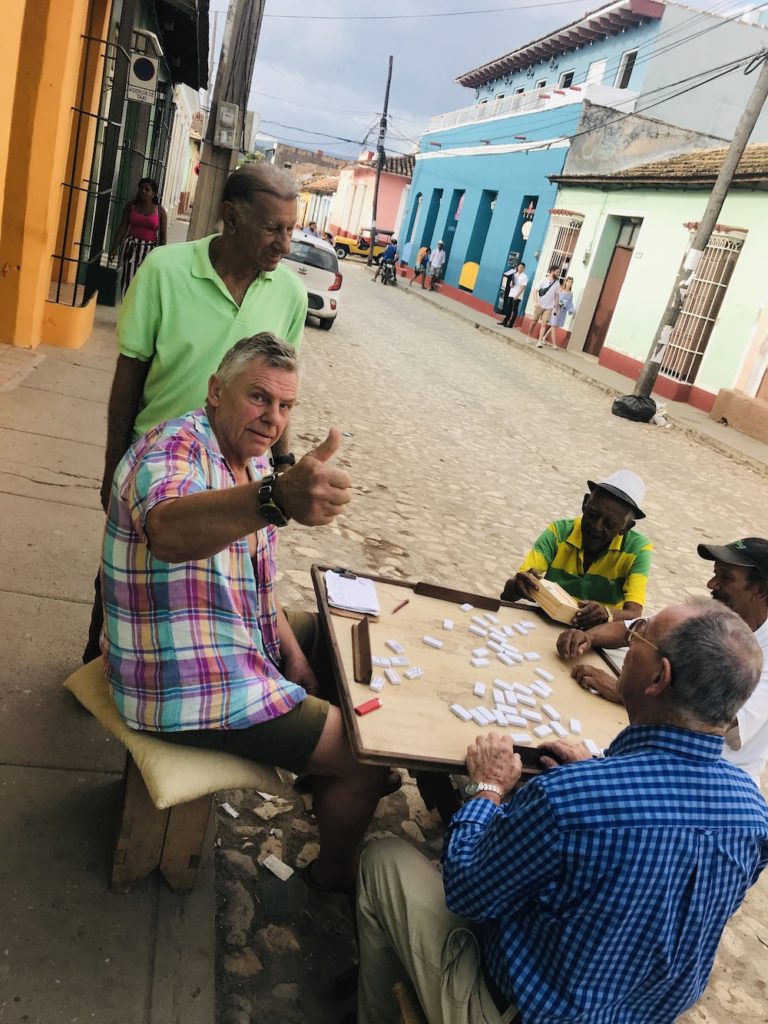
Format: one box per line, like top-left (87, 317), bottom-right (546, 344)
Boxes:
top-left (380, 259), bottom-right (397, 286)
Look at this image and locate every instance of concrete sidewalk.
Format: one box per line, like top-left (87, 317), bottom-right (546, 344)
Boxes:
top-left (0, 311), bottom-right (214, 1024)
top-left (401, 278), bottom-right (768, 476)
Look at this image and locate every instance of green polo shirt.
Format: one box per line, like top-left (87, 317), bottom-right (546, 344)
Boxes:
top-left (118, 235), bottom-right (308, 439)
top-left (519, 515), bottom-right (653, 609)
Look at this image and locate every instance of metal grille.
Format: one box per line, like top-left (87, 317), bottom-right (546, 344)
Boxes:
top-left (659, 233), bottom-right (744, 385)
top-left (547, 214), bottom-right (583, 278)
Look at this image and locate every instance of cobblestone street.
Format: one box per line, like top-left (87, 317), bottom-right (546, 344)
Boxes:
top-left (217, 260), bottom-right (768, 1024)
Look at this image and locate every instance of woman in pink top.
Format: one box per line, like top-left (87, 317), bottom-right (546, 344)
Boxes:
top-left (110, 177), bottom-right (167, 297)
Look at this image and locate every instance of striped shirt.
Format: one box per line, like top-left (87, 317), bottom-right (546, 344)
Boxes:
top-left (443, 726), bottom-right (768, 1024)
top-left (101, 409), bottom-right (305, 731)
top-left (519, 515), bottom-right (652, 608)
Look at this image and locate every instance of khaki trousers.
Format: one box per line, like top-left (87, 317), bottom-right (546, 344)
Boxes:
top-left (356, 838), bottom-right (519, 1024)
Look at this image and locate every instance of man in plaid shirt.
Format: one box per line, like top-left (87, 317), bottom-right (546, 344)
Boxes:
top-left (355, 602), bottom-right (768, 1023)
top-left (101, 333), bottom-right (388, 894)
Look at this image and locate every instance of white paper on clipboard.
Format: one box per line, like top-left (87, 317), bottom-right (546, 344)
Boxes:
top-left (325, 570), bottom-right (380, 615)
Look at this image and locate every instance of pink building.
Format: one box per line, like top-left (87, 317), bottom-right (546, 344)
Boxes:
top-left (327, 153), bottom-right (413, 238)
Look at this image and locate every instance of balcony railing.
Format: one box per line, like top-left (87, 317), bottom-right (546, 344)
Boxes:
top-left (426, 83), bottom-right (639, 134)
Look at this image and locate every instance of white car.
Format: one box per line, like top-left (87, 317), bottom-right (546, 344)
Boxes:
top-left (283, 231), bottom-right (342, 330)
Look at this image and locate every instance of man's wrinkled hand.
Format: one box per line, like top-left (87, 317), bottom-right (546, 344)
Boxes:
top-left (465, 734), bottom-right (522, 795)
top-left (571, 664), bottom-right (622, 704)
top-left (538, 739), bottom-right (594, 771)
top-left (557, 628), bottom-right (591, 660)
top-left (274, 427), bottom-right (352, 526)
top-left (572, 600), bottom-right (609, 630)
top-left (501, 569), bottom-right (542, 602)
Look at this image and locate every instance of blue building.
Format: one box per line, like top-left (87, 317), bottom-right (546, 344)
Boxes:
top-left (399, 0), bottom-right (768, 313)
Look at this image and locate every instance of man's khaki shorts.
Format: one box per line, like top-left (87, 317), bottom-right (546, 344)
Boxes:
top-left (162, 695), bottom-right (330, 775)
top-left (531, 305), bottom-right (552, 325)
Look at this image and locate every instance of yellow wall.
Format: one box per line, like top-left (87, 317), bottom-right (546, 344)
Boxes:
top-left (0, 4), bottom-right (25, 236)
top-left (0, 0), bottom-right (99, 348)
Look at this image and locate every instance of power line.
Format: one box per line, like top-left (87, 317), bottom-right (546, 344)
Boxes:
top-left (263, 0), bottom-right (591, 21)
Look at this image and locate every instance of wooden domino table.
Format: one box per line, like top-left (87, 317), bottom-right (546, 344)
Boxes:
top-left (312, 566), bottom-right (626, 775)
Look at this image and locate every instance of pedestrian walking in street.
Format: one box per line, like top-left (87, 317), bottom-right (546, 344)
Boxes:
top-left (498, 260), bottom-right (528, 327)
top-left (527, 266), bottom-right (560, 341)
top-left (409, 244), bottom-right (431, 287)
top-left (539, 275), bottom-right (576, 347)
top-left (110, 178), bottom-right (167, 298)
top-left (425, 239), bottom-right (446, 290)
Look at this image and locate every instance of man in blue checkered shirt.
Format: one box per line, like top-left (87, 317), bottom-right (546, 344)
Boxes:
top-left (356, 602), bottom-right (768, 1024)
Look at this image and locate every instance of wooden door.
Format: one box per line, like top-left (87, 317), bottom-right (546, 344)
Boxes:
top-left (584, 245), bottom-right (633, 356)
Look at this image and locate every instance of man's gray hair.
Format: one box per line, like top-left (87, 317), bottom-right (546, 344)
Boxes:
top-left (221, 162), bottom-right (298, 207)
top-left (661, 602), bottom-right (762, 728)
top-left (216, 333), bottom-right (298, 385)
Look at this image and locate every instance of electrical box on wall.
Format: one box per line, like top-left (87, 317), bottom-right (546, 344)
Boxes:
top-left (214, 101), bottom-right (240, 149)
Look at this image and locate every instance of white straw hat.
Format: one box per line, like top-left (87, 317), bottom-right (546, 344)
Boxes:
top-left (587, 469), bottom-right (646, 519)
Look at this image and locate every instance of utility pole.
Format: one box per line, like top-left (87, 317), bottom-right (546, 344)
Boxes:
top-left (367, 55), bottom-right (394, 267)
top-left (632, 51), bottom-right (768, 398)
top-left (189, 0), bottom-right (266, 240)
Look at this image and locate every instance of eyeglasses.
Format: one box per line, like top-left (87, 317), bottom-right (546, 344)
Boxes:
top-left (626, 618), bottom-right (659, 652)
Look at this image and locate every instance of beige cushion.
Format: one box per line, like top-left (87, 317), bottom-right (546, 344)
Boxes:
top-left (65, 660), bottom-right (293, 809)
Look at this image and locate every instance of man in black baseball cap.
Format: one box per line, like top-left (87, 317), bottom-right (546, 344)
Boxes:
top-left (559, 537), bottom-right (768, 788)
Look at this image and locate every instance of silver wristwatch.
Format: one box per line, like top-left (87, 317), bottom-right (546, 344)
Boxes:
top-left (464, 780), bottom-right (504, 798)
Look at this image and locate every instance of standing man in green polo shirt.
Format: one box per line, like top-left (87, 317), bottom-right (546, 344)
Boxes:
top-left (83, 163), bottom-right (308, 662)
top-left (500, 470), bottom-right (652, 630)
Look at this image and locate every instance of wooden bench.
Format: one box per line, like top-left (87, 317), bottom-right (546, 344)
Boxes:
top-left (65, 660), bottom-right (292, 894)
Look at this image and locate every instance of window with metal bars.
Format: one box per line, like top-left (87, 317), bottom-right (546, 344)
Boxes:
top-left (545, 213), bottom-right (584, 280)
top-left (659, 232), bottom-right (745, 385)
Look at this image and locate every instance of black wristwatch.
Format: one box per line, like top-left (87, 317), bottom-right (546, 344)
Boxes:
top-left (271, 452), bottom-right (296, 470)
top-left (257, 474), bottom-right (289, 527)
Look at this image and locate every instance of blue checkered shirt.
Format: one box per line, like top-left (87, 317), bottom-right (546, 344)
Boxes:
top-left (443, 726), bottom-right (768, 1024)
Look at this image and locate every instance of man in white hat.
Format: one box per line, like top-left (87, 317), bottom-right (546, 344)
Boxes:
top-left (501, 470), bottom-right (652, 629)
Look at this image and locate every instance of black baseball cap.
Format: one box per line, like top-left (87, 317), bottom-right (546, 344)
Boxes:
top-left (697, 537), bottom-right (768, 579)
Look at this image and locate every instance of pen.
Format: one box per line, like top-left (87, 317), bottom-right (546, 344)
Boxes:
top-left (392, 599), bottom-right (410, 615)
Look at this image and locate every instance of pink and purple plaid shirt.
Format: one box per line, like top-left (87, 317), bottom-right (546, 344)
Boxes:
top-left (101, 408), bottom-right (305, 731)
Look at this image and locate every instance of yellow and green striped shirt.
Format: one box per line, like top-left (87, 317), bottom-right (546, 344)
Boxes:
top-left (519, 516), bottom-right (652, 609)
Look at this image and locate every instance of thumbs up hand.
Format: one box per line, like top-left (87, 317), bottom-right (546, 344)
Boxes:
top-left (274, 428), bottom-right (352, 526)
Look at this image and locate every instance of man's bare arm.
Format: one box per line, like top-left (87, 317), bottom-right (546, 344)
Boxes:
top-left (101, 355), bottom-right (150, 510)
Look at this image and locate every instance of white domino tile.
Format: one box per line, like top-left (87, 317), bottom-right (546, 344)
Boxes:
top-left (389, 656), bottom-right (409, 667)
top-left (459, 603), bottom-right (474, 612)
top-left (485, 613), bottom-right (500, 624)
top-left (493, 709), bottom-right (509, 727)
top-left (584, 739), bottom-right (603, 757)
top-left (385, 639), bottom-right (405, 654)
top-left (422, 635), bottom-right (444, 649)
top-left (516, 694), bottom-right (537, 708)
top-left (534, 668), bottom-right (555, 683)
top-left (443, 618), bottom-right (454, 631)
top-left (502, 625), bottom-right (516, 637)
top-left (372, 656), bottom-right (391, 667)
top-left (542, 704), bottom-right (561, 721)
top-left (473, 682), bottom-right (486, 697)
top-left (505, 714), bottom-right (528, 728)
top-left (404, 667), bottom-right (423, 680)
top-left (533, 724), bottom-right (553, 738)
top-left (384, 668), bottom-right (401, 685)
top-left (569, 718), bottom-right (582, 735)
top-left (472, 647), bottom-right (490, 658)
top-left (469, 624), bottom-right (488, 638)
top-left (369, 677), bottom-right (385, 692)
top-left (469, 709), bottom-right (487, 726)
top-left (450, 703), bottom-right (472, 722)
top-left (513, 623), bottom-right (528, 636)
top-left (511, 733), bottom-right (532, 744)
top-left (493, 688), bottom-right (506, 705)
top-left (496, 653), bottom-right (514, 667)
top-left (471, 657), bottom-right (491, 668)
top-left (523, 652), bottom-right (542, 662)
top-left (487, 640), bottom-right (504, 654)
top-left (520, 709), bottom-right (543, 723)
top-left (514, 683), bottom-right (533, 696)
top-left (530, 682), bottom-right (550, 699)
top-left (551, 721), bottom-right (568, 738)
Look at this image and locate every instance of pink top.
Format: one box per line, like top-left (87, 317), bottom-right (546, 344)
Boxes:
top-left (128, 204), bottom-right (160, 242)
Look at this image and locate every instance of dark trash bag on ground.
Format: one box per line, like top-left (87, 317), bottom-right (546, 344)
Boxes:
top-left (611, 394), bottom-right (657, 423)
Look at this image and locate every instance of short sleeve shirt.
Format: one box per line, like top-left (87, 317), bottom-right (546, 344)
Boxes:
top-left (118, 236), bottom-right (308, 439)
top-left (101, 409), bottom-right (305, 731)
top-left (519, 515), bottom-right (652, 608)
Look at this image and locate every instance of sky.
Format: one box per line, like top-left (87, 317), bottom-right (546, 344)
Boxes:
top-left (205, 0), bottom-right (756, 161)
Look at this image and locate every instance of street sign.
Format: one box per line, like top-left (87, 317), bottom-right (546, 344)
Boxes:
top-left (127, 54), bottom-right (158, 104)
